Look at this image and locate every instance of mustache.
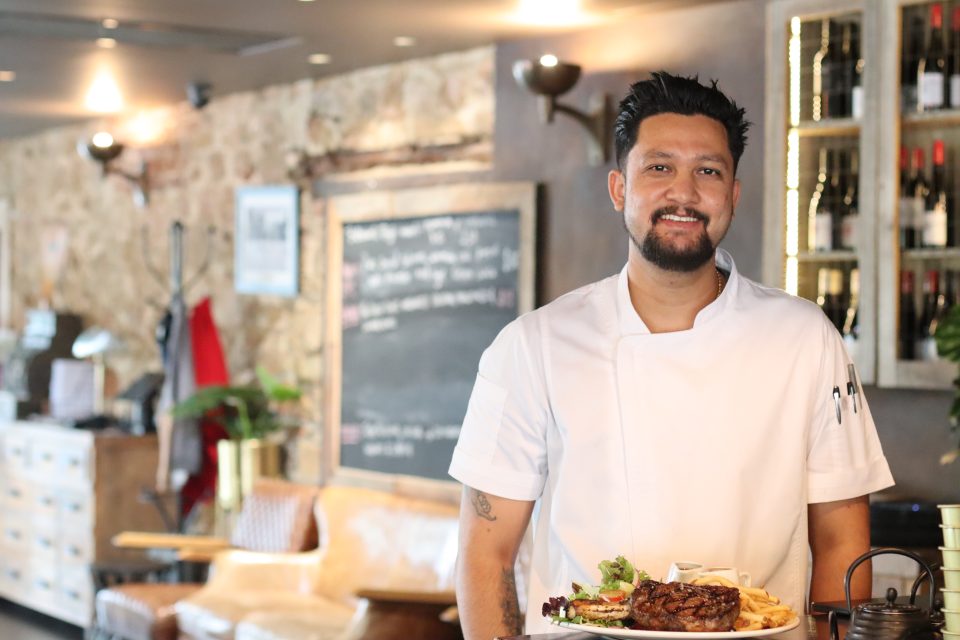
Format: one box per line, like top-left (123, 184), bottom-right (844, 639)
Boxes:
top-left (652, 206), bottom-right (709, 225)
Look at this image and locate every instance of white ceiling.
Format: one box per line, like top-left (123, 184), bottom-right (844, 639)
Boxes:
top-left (0, 0), bottom-right (717, 139)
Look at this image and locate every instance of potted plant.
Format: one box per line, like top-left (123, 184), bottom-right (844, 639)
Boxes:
top-left (933, 306), bottom-right (960, 536)
top-left (172, 366), bottom-right (302, 512)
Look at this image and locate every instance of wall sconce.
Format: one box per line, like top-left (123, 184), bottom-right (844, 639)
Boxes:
top-left (512, 55), bottom-right (610, 166)
top-left (77, 131), bottom-right (149, 207)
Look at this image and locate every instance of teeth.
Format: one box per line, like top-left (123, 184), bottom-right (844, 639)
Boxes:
top-left (662, 214), bottom-right (699, 222)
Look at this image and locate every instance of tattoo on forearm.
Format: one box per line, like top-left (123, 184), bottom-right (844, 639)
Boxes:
top-left (500, 567), bottom-right (522, 635)
top-left (471, 490), bottom-right (497, 521)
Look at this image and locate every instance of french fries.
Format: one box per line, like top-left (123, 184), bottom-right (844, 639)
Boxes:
top-left (690, 575), bottom-right (798, 632)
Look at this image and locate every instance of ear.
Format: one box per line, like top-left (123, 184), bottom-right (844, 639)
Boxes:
top-left (608, 169), bottom-right (625, 211)
top-left (731, 178), bottom-right (741, 217)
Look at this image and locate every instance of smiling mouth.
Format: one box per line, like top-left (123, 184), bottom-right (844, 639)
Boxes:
top-left (653, 207), bottom-right (708, 226)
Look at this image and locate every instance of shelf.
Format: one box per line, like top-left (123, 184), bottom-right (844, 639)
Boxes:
top-left (901, 248), bottom-right (960, 261)
top-left (796, 251), bottom-right (859, 263)
top-left (902, 108), bottom-right (960, 130)
top-left (795, 118), bottom-right (861, 138)
top-left (893, 359), bottom-right (957, 390)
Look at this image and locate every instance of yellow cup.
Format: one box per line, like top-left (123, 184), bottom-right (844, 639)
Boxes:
top-left (941, 504), bottom-right (960, 526)
top-left (943, 547), bottom-right (960, 569)
top-left (946, 526), bottom-right (960, 548)
top-left (943, 608), bottom-right (960, 632)
top-left (944, 589), bottom-right (960, 610)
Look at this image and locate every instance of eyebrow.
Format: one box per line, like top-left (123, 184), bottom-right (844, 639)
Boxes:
top-left (642, 150), bottom-right (731, 168)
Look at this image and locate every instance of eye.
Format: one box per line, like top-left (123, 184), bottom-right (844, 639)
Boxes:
top-left (647, 164), bottom-right (669, 172)
top-left (699, 167), bottom-right (722, 177)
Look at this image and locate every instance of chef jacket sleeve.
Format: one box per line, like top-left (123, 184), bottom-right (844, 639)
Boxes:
top-left (806, 316), bottom-right (895, 504)
top-left (449, 314), bottom-right (549, 501)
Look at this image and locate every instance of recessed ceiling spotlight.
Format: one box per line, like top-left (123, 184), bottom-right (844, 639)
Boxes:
top-left (393, 36), bottom-right (416, 47)
top-left (0, 71), bottom-right (15, 82)
top-left (308, 53), bottom-right (331, 65)
top-left (298, 0), bottom-right (315, 3)
top-left (101, 18), bottom-right (119, 29)
top-left (96, 37), bottom-right (117, 49)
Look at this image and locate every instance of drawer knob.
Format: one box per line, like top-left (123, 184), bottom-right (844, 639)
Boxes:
top-left (7, 569), bottom-right (19, 580)
top-left (66, 589), bottom-right (80, 600)
top-left (68, 546), bottom-right (81, 557)
top-left (68, 503), bottom-right (81, 513)
top-left (68, 458), bottom-right (80, 467)
top-left (42, 453), bottom-right (53, 462)
top-left (41, 497), bottom-right (54, 507)
top-left (37, 579), bottom-right (51, 590)
top-left (8, 489), bottom-right (20, 498)
top-left (38, 538), bottom-right (52, 548)
top-left (7, 530), bottom-right (20, 540)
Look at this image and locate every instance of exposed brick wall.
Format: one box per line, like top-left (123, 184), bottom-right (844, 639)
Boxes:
top-left (0, 46), bottom-right (493, 482)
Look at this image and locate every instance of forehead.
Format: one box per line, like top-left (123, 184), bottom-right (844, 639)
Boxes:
top-left (629, 113), bottom-right (732, 163)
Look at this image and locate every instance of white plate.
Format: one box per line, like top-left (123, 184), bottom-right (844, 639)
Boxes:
top-left (551, 616), bottom-right (801, 638)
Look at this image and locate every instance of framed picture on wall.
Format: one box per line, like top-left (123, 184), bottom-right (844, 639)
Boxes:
top-left (234, 185), bottom-right (300, 297)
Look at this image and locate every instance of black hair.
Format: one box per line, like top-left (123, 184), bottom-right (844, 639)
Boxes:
top-left (614, 71), bottom-right (750, 172)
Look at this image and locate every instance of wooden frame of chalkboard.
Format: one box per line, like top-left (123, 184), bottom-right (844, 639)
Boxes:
top-left (324, 182), bottom-right (536, 500)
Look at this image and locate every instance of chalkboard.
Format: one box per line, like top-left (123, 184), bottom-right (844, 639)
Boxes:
top-left (325, 183), bottom-right (536, 492)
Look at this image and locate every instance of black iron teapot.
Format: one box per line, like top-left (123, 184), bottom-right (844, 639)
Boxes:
top-left (828, 548), bottom-right (941, 640)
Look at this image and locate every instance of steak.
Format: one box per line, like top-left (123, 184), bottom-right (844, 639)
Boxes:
top-left (630, 579), bottom-right (741, 632)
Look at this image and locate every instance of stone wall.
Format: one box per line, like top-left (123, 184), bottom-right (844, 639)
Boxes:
top-left (0, 46), bottom-right (494, 481)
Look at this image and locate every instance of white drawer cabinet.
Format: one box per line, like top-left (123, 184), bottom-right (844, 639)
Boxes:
top-left (0, 421), bottom-right (164, 627)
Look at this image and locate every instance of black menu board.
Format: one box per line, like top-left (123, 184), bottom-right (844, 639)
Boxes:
top-left (325, 183), bottom-right (535, 488)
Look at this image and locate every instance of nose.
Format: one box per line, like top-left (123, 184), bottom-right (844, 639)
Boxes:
top-left (664, 170), bottom-right (700, 205)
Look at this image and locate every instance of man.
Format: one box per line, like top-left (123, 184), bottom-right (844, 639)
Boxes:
top-left (448, 71), bottom-right (894, 639)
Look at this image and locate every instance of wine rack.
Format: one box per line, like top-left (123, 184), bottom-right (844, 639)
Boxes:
top-left (767, 0), bottom-right (960, 388)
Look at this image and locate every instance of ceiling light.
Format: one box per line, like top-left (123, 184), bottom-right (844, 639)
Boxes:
top-left (308, 53), bottom-right (331, 65)
top-left (0, 71), bottom-right (15, 82)
top-left (101, 18), bottom-right (119, 29)
top-left (84, 71), bottom-right (124, 113)
top-left (393, 36), bottom-right (416, 47)
top-left (91, 131), bottom-right (115, 148)
top-left (96, 37), bottom-right (117, 49)
top-left (539, 54), bottom-right (559, 67)
top-left (511, 0), bottom-right (595, 27)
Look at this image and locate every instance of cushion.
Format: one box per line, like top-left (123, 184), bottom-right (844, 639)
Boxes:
top-left (95, 582), bottom-right (202, 640)
top-left (175, 589), bottom-right (354, 640)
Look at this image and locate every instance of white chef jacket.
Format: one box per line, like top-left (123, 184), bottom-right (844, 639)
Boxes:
top-left (448, 249), bottom-right (894, 634)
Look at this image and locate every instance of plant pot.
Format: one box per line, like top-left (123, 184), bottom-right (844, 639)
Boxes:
top-left (216, 438), bottom-right (282, 512)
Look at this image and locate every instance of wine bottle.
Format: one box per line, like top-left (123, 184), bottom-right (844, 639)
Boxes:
top-left (812, 148), bottom-right (834, 251)
top-left (842, 267), bottom-right (860, 359)
top-left (840, 148), bottom-right (859, 250)
top-left (918, 269), bottom-right (946, 361)
top-left (850, 22), bottom-right (864, 119)
top-left (899, 146), bottom-right (917, 249)
top-left (900, 270), bottom-right (918, 360)
top-left (828, 268), bottom-right (846, 332)
top-left (830, 149), bottom-right (845, 250)
top-left (923, 139), bottom-right (948, 248)
top-left (903, 14), bottom-right (925, 111)
top-left (837, 21), bottom-right (854, 119)
top-left (951, 6), bottom-right (960, 108)
top-left (813, 19), bottom-right (833, 121)
top-left (918, 3), bottom-right (947, 111)
top-left (911, 147), bottom-right (930, 247)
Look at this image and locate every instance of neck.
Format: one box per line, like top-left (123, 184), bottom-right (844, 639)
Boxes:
top-left (626, 250), bottom-right (721, 333)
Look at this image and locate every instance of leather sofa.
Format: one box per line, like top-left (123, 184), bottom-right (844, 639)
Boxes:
top-left (174, 484), bottom-right (464, 640)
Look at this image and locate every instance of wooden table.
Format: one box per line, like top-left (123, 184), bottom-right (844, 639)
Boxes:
top-left (498, 615), bottom-right (846, 640)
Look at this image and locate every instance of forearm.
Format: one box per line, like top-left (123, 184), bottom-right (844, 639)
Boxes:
top-left (808, 496), bottom-right (872, 606)
top-left (457, 553), bottom-right (523, 640)
top-left (809, 542), bottom-right (871, 604)
top-left (456, 487), bottom-right (533, 640)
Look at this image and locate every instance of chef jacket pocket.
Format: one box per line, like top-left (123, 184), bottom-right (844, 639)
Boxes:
top-left (458, 373), bottom-right (508, 461)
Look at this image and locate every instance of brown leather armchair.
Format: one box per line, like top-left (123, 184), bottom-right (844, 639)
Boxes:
top-left (91, 478), bottom-right (321, 640)
top-left (173, 485), bottom-right (463, 640)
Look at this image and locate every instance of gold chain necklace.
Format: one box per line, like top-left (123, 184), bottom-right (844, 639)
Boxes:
top-left (716, 268), bottom-right (724, 299)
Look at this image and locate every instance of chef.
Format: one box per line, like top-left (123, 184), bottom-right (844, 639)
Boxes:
top-left (448, 71), bottom-right (894, 639)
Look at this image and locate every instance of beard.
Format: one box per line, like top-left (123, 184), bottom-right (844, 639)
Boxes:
top-left (626, 205), bottom-right (718, 272)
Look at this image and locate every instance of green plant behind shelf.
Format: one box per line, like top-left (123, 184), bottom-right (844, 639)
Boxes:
top-left (934, 304), bottom-right (960, 464)
top-left (171, 366), bottom-right (302, 440)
